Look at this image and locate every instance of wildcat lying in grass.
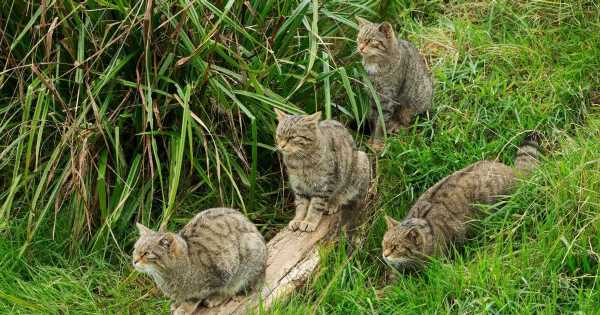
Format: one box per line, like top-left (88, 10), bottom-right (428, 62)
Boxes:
top-left (356, 17), bottom-right (433, 137)
top-left (382, 135), bottom-right (541, 272)
top-left (132, 208), bottom-right (266, 314)
top-left (274, 109), bottom-right (371, 232)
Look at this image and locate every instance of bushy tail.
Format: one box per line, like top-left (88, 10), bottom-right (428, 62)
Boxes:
top-left (514, 132), bottom-right (542, 175)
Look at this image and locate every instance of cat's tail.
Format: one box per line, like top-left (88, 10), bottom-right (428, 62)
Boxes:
top-left (514, 132), bottom-right (542, 176)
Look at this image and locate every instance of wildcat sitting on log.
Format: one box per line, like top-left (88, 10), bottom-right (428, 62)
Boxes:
top-left (274, 109), bottom-right (371, 232)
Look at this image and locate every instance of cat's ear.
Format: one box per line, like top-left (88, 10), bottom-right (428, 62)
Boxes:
top-left (355, 16), bottom-right (370, 27)
top-left (136, 222), bottom-right (153, 236)
top-left (164, 235), bottom-right (186, 257)
top-left (274, 108), bottom-right (288, 121)
top-left (384, 215), bottom-right (400, 229)
top-left (304, 111), bottom-right (322, 124)
top-left (379, 22), bottom-right (395, 40)
top-left (407, 229), bottom-right (420, 246)
top-left (159, 236), bottom-right (171, 249)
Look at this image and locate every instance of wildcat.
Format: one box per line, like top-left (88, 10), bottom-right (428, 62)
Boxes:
top-left (132, 208), bottom-right (267, 314)
top-left (356, 17), bottom-right (433, 137)
top-left (382, 135), bottom-right (541, 271)
top-left (274, 109), bottom-right (371, 232)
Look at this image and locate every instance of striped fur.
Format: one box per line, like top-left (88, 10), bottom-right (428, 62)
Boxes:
top-left (274, 109), bottom-right (371, 232)
top-left (356, 17), bottom-right (433, 136)
top-left (382, 137), bottom-right (541, 272)
top-left (132, 208), bottom-right (266, 313)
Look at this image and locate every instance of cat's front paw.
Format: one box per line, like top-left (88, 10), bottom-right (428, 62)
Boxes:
top-left (170, 303), bottom-right (179, 315)
top-left (288, 220), bottom-right (302, 231)
top-left (173, 302), bottom-right (197, 315)
top-left (325, 204), bottom-right (340, 215)
top-left (203, 294), bottom-right (228, 308)
top-left (298, 221), bottom-right (318, 232)
top-left (172, 308), bottom-right (186, 315)
top-left (387, 122), bottom-right (405, 134)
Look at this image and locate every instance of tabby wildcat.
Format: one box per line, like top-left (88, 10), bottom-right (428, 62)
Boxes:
top-left (356, 17), bottom-right (433, 137)
top-left (132, 208), bottom-right (267, 314)
top-left (382, 135), bottom-right (541, 271)
top-left (274, 109), bottom-right (371, 232)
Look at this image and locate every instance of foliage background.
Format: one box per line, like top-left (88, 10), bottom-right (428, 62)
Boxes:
top-left (1, 0), bottom-right (599, 314)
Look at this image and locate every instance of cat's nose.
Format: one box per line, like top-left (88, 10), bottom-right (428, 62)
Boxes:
top-left (358, 44), bottom-right (365, 52)
top-left (383, 249), bottom-right (391, 257)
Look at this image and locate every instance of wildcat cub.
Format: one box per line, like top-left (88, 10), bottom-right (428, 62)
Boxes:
top-left (132, 208), bottom-right (267, 314)
top-left (274, 109), bottom-right (371, 232)
top-left (356, 17), bottom-right (433, 137)
top-left (382, 136), bottom-right (541, 271)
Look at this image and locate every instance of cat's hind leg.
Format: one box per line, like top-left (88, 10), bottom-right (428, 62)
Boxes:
top-left (339, 152), bottom-right (371, 210)
top-left (228, 232), bottom-right (267, 295)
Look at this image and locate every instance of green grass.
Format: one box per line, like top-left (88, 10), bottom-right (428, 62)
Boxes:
top-left (1, 0), bottom-right (599, 314)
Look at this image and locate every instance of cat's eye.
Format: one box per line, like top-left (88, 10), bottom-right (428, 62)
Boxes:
top-left (142, 251), bottom-right (158, 260)
top-left (292, 135), bottom-right (311, 142)
top-left (287, 137), bottom-right (301, 144)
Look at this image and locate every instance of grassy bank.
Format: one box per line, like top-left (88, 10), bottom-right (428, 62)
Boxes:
top-left (1, 0), bottom-right (599, 314)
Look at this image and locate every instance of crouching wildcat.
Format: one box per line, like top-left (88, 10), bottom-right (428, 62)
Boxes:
top-left (132, 208), bottom-right (267, 314)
